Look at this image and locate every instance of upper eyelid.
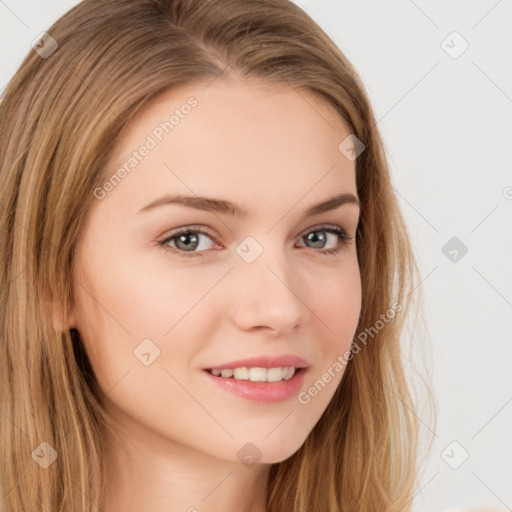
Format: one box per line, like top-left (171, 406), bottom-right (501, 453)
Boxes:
top-left (160, 223), bottom-right (349, 239)
top-left (160, 224), bottom-right (219, 243)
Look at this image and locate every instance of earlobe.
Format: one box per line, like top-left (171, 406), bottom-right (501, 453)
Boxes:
top-left (43, 295), bottom-right (77, 333)
top-left (54, 307), bottom-right (77, 333)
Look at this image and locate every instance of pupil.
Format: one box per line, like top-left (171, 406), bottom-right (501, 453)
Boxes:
top-left (177, 232), bottom-right (198, 251)
top-left (307, 231), bottom-right (326, 248)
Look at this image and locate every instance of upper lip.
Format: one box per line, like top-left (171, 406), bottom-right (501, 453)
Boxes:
top-left (205, 354), bottom-right (309, 370)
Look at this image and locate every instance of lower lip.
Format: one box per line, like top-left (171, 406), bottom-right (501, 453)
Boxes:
top-left (202, 368), bottom-right (307, 403)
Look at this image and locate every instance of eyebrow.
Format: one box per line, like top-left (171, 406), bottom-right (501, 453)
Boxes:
top-left (137, 192), bottom-right (360, 217)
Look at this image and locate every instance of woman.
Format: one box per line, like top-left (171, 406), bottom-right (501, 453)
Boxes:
top-left (0, 0), bottom-right (433, 510)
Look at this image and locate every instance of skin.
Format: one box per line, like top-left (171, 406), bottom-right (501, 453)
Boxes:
top-left (63, 76), bottom-right (362, 512)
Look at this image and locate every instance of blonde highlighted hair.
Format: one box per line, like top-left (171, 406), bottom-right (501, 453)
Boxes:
top-left (0, 0), bottom-right (435, 510)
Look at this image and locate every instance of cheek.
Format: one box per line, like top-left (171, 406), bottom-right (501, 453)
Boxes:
top-left (299, 259), bottom-right (361, 404)
top-left (80, 251), bottom-right (213, 335)
top-left (311, 258), bottom-right (362, 349)
top-left (72, 254), bottom-right (221, 381)
top-left (116, 263), bottom-right (232, 366)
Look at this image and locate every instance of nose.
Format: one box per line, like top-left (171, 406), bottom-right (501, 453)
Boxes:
top-left (230, 247), bottom-right (310, 335)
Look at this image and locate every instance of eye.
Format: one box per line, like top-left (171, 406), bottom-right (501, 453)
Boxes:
top-left (296, 225), bottom-right (352, 255)
top-left (159, 225), bottom-right (219, 258)
top-left (158, 224), bottom-right (354, 258)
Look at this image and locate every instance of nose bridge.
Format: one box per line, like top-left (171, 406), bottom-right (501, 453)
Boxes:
top-left (231, 235), bottom-right (308, 332)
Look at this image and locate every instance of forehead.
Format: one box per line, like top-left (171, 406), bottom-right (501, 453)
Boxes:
top-left (100, 78), bottom-right (357, 217)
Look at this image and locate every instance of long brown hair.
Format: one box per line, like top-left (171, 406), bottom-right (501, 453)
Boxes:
top-left (0, 0), bottom-right (435, 510)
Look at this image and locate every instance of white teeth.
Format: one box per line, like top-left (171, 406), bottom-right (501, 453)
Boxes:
top-left (209, 366), bottom-right (297, 382)
top-left (233, 367), bottom-right (250, 380)
top-left (285, 366), bottom-right (295, 379)
top-left (266, 367), bottom-right (284, 382)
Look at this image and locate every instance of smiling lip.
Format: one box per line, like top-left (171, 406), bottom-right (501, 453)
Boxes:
top-left (204, 354), bottom-right (309, 371)
top-left (203, 367), bottom-right (307, 403)
top-left (202, 354), bottom-right (309, 403)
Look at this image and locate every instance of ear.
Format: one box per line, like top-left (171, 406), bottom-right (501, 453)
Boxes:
top-left (53, 304), bottom-right (77, 333)
top-left (42, 293), bottom-right (77, 333)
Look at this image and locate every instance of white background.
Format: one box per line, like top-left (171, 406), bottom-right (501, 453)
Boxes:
top-left (1, 1), bottom-right (511, 511)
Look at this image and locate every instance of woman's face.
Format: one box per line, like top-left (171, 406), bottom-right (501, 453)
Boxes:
top-left (69, 78), bottom-right (362, 464)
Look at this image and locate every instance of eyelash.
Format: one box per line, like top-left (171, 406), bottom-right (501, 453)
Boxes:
top-left (158, 224), bottom-right (353, 259)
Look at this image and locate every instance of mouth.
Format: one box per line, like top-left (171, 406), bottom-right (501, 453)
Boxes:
top-left (202, 365), bottom-right (308, 403)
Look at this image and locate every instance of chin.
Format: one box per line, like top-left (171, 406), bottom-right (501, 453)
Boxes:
top-left (255, 439), bottom-right (305, 464)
